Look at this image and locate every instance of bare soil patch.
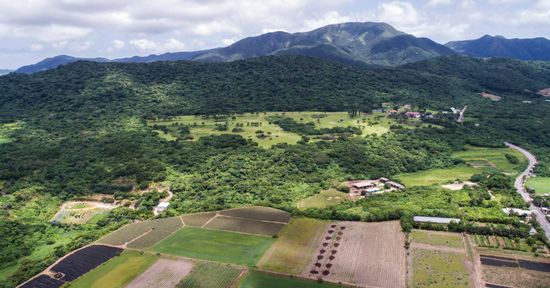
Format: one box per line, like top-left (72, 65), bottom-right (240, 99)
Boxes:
top-left (126, 259), bottom-right (193, 288)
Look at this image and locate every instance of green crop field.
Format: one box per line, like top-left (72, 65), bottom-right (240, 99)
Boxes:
top-left (395, 164), bottom-right (483, 187)
top-left (148, 112), bottom-right (423, 148)
top-left (181, 212), bottom-right (216, 227)
top-left (127, 230), bottom-right (173, 249)
top-left (203, 217), bottom-right (286, 236)
top-left (238, 272), bottom-right (334, 288)
top-left (526, 177), bottom-right (550, 194)
top-left (97, 224), bottom-right (151, 245)
top-left (86, 213), bottom-right (109, 224)
top-left (452, 145), bottom-right (527, 171)
top-left (218, 206), bottom-right (291, 223)
top-left (412, 231), bottom-right (464, 249)
top-left (260, 218), bottom-right (328, 274)
top-left (177, 263), bottom-right (242, 288)
top-left (413, 249), bottom-right (469, 287)
top-left (69, 251), bottom-right (157, 288)
top-left (297, 189), bottom-right (348, 210)
top-left (151, 226), bottom-right (274, 266)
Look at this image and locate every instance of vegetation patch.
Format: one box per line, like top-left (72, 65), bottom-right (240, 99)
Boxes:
top-left (413, 249), bottom-right (469, 287)
top-left (395, 164), bottom-right (483, 187)
top-left (238, 272), bottom-right (331, 288)
top-left (126, 259), bottom-right (193, 288)
top-left (126, 230), bottom-right (174, 250)
top-left (68, 251), bottom-right (156, 288)
top-left (482, 264), bottom-right (550, 288)
top-left (177, 263), bottom-right (242, 288)
top-left (86, 213), bottom-right (109, 224)
top-left (297, 189), bottom-right (348, 210)
top-left (97, 225), bottom-right (151, 246)
top-left (452, 145), bottom-right (527, 171)
top-left (180, 212), bottom-right (216, 227)
top-left (204, 217), bottom-right (286, 236)
top-left (526, 177), bottom-right (550, 195)
top-left (151, 226), bottom-right (274, 266)
top-left (412, 231), bottom-right (464, 249)
top-left (260, 218), bottom-right (327, 274)
top-left (0, 138), bottom-right (12, 145)
top-left (218, 206), bottom-right (291, 223)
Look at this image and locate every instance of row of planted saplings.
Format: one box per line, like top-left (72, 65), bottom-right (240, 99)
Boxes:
top-left (310, 224), bottom-right (346, 276)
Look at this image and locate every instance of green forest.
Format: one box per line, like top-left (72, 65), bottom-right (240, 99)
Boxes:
top-left (1, 54), bottom-right (550, 287)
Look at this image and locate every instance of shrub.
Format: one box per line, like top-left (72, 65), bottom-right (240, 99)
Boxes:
top-left (337, 185), bottom-right (350, 193)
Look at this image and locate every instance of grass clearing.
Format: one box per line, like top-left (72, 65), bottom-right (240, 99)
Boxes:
top-left (68, 251), bottom-right (157, 288)
top-left (260, 218), bottom-right (327, 274)
top-left (203, 217), bottom-right (286, 236)
top-left (413, 249), bottom-right (469, 287)
top-left (0, 138), bottom-right (12, 145)
top-left (151, 226), bottom-right (274, 266)
top-left (297, 189), bottom-right (348, 210)
top-left (395, 164), bottom-right (483, 187)
top-left (452, 145), bottom-right (527, 171)
top-left (412, 231), bottom-right (464, 249)
top-left (238, 272), bottom-right (333, 288)
top-left (86, 213), bottom-right (109, 224)
top-left (177, 263), bottom-right (242, 288)
top-left (526, 177), bottom-right (550, 195)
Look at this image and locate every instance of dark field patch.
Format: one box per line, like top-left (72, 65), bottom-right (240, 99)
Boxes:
top-left (480, 255), bottom-right (550, 272)
top-left (204, 216), bottom-right (286, 236)
top-left (50, 245), bottom-right (123, 282)
top-left (485, 284), bottom-right (514, 288)
top-left (219, 206), bottom-right (291, 223)
top-left (20, 275), bottom-right (63, 288)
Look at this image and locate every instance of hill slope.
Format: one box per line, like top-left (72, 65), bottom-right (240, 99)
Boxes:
top-left (192, 22), bottom-right (457, 67)
top-left (445, 35), bottom-right (550, 61)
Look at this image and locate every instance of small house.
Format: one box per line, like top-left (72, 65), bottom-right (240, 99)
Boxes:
top-left (366, 187), bottom-right (380, 193)
top-left (378, 177), bottom-right (389, 183)
top-left (387, 181), bottom-right (405, 190)
top-left (530, 228), bottom-right (537, 236)
top-left (387, 110), bottom-right (397, 114)
top-left (405, 112), bottom-right (421, 119)
top-left (157, 202), bottom-right (170, 212)
top-left (413, 216), bottom-right (461, 224)
top-left (352, 181), bottom-right (376, 189)
top-left (404, 105), bottom-right (411, 109)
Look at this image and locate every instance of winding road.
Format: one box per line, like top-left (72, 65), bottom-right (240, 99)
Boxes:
top-left (505, 142), bottom-right (550, 241)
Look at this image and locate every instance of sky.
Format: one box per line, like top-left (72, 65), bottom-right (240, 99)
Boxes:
top-left (0, 0), bottom-right (549, 69)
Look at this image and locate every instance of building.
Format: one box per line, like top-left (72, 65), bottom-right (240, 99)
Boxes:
top-left (413, 216), bottom-right (461, 224)
top-left (378, 177), bottom-right (389, 183)
top-left (387, 110), bottom-right (397, 114)
top-left (387, 181), bottom-right (405, 190)
top-left (404, 105), bottom-right (411, 109)
top-left (157, 202), bottom-right (170, 212)
top-left (530, 228), bottom-right (537, 236)
top-left (366, 187), bottom-right (380, 193)
top-left (352, 181), bottom-right (376, 189)
top-left (405, 111), bottom-right (421, 119)
top-left (539, 89), bottom-right (550, 96)
top-left (523, 101), bottom-right (532, 103)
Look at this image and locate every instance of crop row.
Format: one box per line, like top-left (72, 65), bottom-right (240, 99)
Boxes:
top-left (127, 230), bottom-right (173, 249)
top-left (474, 235), bottom-right (531, 252)
top-left (177, 263), bottom-right (242, 288)
top-left (98, 225), bottom-right (151, 246)
top-left (203, 217), bottom-right (286, 236)
top-left (219, 206), bottom-right (291, 223)
top-left (181, 212), bottom-right (216, 227)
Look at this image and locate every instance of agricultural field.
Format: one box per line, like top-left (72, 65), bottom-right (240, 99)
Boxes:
top-left (127, 230), bottom-right (174, 249)
top-left (412, 231), bottom-right (464, 249)
top-left (452, 145), bottom-right (527, 171)
top-left (97, 224), bottom-right (151, 246)
top-left (151, 226), bottom-right (274, 266)
top-left (260, 218), bottom-right (328, 274)
top-left (526, 177), bottom-right (550, 195)
top-left (68, 251), bottom-right (157, 288)
top-left (395, 164), bottom-right (483, 187)
top-left (148, 112), bottom-right (423, 147)
top-left (86, 212), bottom-right (109, 224)
top-left (303, 221), bottom-right (406, 288)
top-left (180, 212), bottom-right (217, 227)
top-left (238, 272), bottom-right (334, 288)
top-left (177, 263), bottom-right (242, 288)
top-left (473, 235), bottom-right (534, 252)
top-left (218, 206), bottom-right (291, 223)
top-left (98, 217), bottom-right (183, 246)
top-left (297, 189), bottom-right (348, 210)
top-left (126, 259), bottom-right (193, 288)
top-left (203, 217), bottom-right (286, 236)
top-left (482, 263), bottom-right (550, 288)
top-left (412, 249), bottom-right (469, 287)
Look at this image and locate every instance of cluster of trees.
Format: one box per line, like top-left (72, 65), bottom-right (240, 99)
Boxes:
top-left (267, 116), bottom-right (362, 136)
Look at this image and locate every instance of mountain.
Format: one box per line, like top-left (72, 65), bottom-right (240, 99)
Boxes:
top-left (0, 69), bottom-right (13, 75)
top-left (191, 22), bottom-right (457, 67)
top-left (14, 49), bottom-right (216, 74)
top-left (445, 35), bottom-right (550, 61)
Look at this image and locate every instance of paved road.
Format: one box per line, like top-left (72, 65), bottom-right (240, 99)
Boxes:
top-left (505, 142), bottom-right (550, 240)
top-left (457, 105), bottom-right (467, 123)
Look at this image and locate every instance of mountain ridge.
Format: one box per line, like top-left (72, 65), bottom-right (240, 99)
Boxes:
top-left (445, 35), bottom-right (550, 61)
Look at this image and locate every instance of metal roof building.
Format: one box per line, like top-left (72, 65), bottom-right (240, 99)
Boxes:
top-left (413, 216), bottom-right (461, 224)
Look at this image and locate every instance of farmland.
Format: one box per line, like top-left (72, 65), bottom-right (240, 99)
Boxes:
top-left (151, 226), bottom-right (274, 266)
top-left (303, 221), bottom-right (406, 288)
top-left (238, 272), bottom-right (334, 288)
top-left (395, 164), bottom-right (483, 187)
top-left (218, 206), bottom-right (291, 223)
top-left (68, 251), bottom-right (157, 288)
top-left (482, 264), bottom-right (550, 288)
top-left (177, 263), bottom-right (242, 288)
top-left (412, 249), bottom-right (469, 287)
top-left (126, 259), bottom-right (193, 288)
top-left (180, 212), bottom-right (217, 227)
top-left (86, 212), bottom-right (109, 224)
top-left (203, 217), bottom-right (286, 236)
top-left (97, 224), bottom-right (151, 246)
top-left (526, 177), bottom-right (550, 194)
top-left (452, 145), bottom-right (527, 172)
top-left (412, 231), bottom-right (464, 249)
top-left (98, 216), bottom-right (183, 246)
top-left (297, 189), bottom-right (348, 210)
top-left (260, 218), bottom-right (328, 274)
top-left (127, 230), bottom-right (174, 249)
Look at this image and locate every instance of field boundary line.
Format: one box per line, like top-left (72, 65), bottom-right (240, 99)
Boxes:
top-left (216, 214), bottom-right (289, 224)
top-left (229, 268), bottom-right (248, 288)
top-left (200, 214), bottom-right (218, 228)
top-left (179, 216), bottom-right (185, 226)
top-left (125, 229), bottom-right (153, 246)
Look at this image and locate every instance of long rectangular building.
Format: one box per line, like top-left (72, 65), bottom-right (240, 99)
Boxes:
top-left (413, 216), bottom-right (461, 224)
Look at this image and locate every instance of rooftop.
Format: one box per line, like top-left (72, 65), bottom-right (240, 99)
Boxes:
top-left (157, 202), bottom-right (170, 208)
top-left (413, 216), bottom-right (461, 224)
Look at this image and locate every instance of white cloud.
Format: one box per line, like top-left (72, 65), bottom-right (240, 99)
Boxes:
top-left (376, 1), bottom-right (420, 26)
top-left (129, 38), bottom-right (186, 53)
top-left (426, 0), bottom-right (453, 7)
top-left (302, 11), bottom-right (351, 31)
top-left (52, 41), bottom-right (68, 49)
top-left (71, 41), bottom-right (94, 52)
top-left (112, 40), bottom-right (125, 49)
top-left (222, 38), bottom-right (237, 45)
top-left (30, 44), bottom-right (43, 51)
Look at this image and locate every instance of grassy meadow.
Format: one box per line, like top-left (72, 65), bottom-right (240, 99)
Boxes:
top-left (395, 165), bottom-right (483, 187)
top-left (413, 249), bottom-right (469, 287)
top-left (0, 138), bottom-right (12, 144)
top-left (525, 177), bottom-right (550, 194)
top-left (238, 272), bottom-right (335, 288)
top-left (452, 145), bottom-right (527, 171)
top-left (297, 189), bottom-right (348, 210)
top-left (151, 226), bottom-right (274, 266)
top-left (412, 231), bottom-right (464, 249)
top-left (68, 251), bottom-right (157, 288)
top-left (148, 112), bottom-right (425, 148)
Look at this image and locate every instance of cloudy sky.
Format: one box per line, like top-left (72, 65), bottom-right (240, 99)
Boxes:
top-left (0, 0), bottom-right (549, 69)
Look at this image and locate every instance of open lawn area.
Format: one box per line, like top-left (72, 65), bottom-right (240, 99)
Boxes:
top-left (177, 263), bottom-right (242, 288)
top-left (526, 177), bottom-right (550, 195)
top-left (238, 272), bottom-right (334, 288)
top-left (148, 112), bottom-right (425, 147)
top-left (0, 138), bottom-right (12, 144)
top-left (395, 164), bottom-right (483, 187)
top-left (452, 145), bottom-right (527, 171)
top-left (297, 189), bottom-right (348, 210)
top-left (68, 251), bottom-right (157, 288)
top-left (151, 226), bottom-right (274, 266)
top-left (413, 249), bottom-right (469, 287)
top-left (412, 231), bottom-right (464, 249)
top-left (260, 218), bottom-right (327, 274)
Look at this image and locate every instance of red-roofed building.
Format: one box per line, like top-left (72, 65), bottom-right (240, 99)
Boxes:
top-left (387, 110), bottom-right (398, 114)
top-left (540, 89), bottom-right (550, 96)
top-left (405, 111), bottom-right (421, 119)
top-left (403, 105), bottom-right (411, 109)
